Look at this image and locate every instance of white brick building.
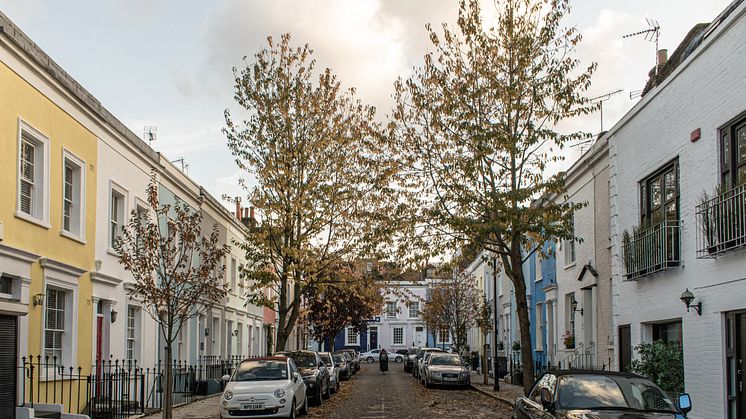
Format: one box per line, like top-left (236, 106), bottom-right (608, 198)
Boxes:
top-left (608, 2), bottom-right (746, 417)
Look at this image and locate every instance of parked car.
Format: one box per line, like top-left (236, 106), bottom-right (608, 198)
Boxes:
top-left (318, 352), bottom-right (340, 394)
top-left (404, 347), bottom-right (419, 373)
top-left (361, 349), bottom-right (382, 363)
top-left (336, 351), bottom-right (357, 375)
top-left (340, 349), bottom-right (360, 372)
top-left (287, 350), bottom-right (330, 406)
top-left (220, 356), bottom-right (308, 419)
top-left (421, 353), bottom-right (470, 388)
top-left (332, 353), bottom-right (351, 380)
top-left (392, 349), bottom-right (408, 363)
top-left (514, 370), bottom-right (692, 419)
top-left (413, 348), bottom-right (444, 380)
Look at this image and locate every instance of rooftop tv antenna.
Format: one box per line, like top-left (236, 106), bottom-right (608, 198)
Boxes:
top-left (629, 89), bottom-right (644, 100)
top-left (623, 18), bottom-right (661, 75)
top-left (172, 157), bottom-right (189, 174)
top-left (590, 89), bottom-right (624, 133)
top-left (144, 125), bottom-right (158, 146)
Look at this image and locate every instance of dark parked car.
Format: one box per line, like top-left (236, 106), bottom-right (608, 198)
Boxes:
top-left (287, 350), bottom-right (330, 406)
top-left (514, 370), bottom-right (692, 418)
top-left (340, 349), bottom-right (360, 373)
top-left (404, 347), bottom-right (419, 373)
top-left (335, 351), bottom-right (356, 375)
top-left (333, 353), bottom-right (351, 380)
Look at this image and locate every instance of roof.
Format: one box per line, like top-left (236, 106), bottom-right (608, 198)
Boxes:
top-left (541, 369), bottom-right (645, 379)
top-left (243, 356), bottom-right (289, 362)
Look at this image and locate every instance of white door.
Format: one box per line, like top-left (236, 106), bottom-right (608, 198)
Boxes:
top-left (414, 326), bottom-right (426, 347)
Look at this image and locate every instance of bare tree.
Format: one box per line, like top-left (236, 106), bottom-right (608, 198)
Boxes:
top-left (115, 174), bottom-right (229, 419)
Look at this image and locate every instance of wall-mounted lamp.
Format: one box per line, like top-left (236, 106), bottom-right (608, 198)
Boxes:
top-left (204, 328), bottom-right (210, 337)
top-left (110, 309), bottom-right (118, 323)
top-left (680, 288), bottom-right (702, 315)
top-left (32, 293), bottom-right (45, 306)
top-left (232, 329), bottom-right (239, 336)
top-left (570, 298), bottom-right (583, 316)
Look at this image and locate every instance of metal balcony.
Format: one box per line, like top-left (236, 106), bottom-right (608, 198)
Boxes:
top-left (622, 220), bottom-right (681, 280)
top-left (696, 183), bottom-right (746, 258)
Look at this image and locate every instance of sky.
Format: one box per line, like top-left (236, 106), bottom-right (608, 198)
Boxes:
top-left (0, 0), bottom-right (732, 209)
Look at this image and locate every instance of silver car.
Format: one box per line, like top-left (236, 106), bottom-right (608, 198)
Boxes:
top-left (416, 348), bottom-right (444, 381)
top-left (422, 353), bottom-right (471, 388)
top-left (319, 352), bottom-right (340, 394)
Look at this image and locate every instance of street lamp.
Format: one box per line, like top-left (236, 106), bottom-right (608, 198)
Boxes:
top-left (492, 257), bottom-right (500, 392)
top-left (680, 288), bottom-right (702, 315)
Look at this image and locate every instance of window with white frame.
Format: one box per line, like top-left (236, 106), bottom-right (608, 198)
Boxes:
top-left (393, 327), bottom-right (404, 345)
top-left (44, 287), bottom-right (66, 361)
top-left (61, 151), bottom-right (85, 238)
top-left (231, 258), bottom-right (237, 293)
top-left (0, 275), bottom-right (14, 299)
top-left (564, 213), bottom-right (576, 266)
top-left (17, 123), bottom-right (49, 223)
top-left (109, 185), bottom-right (126, 249)
top-left (345, 327), bottom-right (359, 346)
top-left (386, 301), bottom-right (397, 318)
top-left (126, 306), bottom-right (139, 360)
top-left (134, 203), bottom-right (148, 247)
top-left (437, 327), bottom-right (450, 344)
top-left (408, 301), bottom-right (419, 318)
top-left (535, 303), bottom-right (544, 351)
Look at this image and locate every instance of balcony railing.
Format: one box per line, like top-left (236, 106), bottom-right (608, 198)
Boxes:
top-left (622, 220), bottom-right (681, 280)
top-left (696, 183), bottom-right (746, 258)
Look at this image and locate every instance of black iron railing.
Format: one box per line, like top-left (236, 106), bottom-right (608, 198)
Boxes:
top-left (623, 220), bottom-right (681, 280)
top-left (696, 184), bottom-right (746, 258)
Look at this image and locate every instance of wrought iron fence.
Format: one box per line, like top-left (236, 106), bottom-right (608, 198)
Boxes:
top-left (696, 183), bottom-right (746, 258)
top-left (623, 220), bottom-right (681, 280)
top-left (534, 341), bottom-right (607, 377)
top-left (18, 355), bottom-right (244, 418)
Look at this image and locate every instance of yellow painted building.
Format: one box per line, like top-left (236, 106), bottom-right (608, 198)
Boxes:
top-left (1, 11), bottom-right (97, 416)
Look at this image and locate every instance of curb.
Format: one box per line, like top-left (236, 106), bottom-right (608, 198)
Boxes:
top-left (469, 384), bottom-right (515, 409)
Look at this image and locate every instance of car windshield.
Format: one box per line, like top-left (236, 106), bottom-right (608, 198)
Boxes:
top-left (430, 355), bottom-right (462, 366)
top-left (333, 354), bottom-right (345, 363)
top-left (232, 360), bottom-right (288, 382)
top-left (291, 353), bottom-right (317, 368)
top-left (321, 354), bottom-right (334, 366)
top-left (557, 375), bottom-right (676, 412)
top-left (408, 348), bottom-right (418, 355)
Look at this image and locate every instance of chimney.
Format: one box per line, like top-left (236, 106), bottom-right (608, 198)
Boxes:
top-left (235, 197), bottom-right (241, 221)
top-left (250, 206), bottom-right (255, 221)
top-left (657, 49), bottom-right (668, 69)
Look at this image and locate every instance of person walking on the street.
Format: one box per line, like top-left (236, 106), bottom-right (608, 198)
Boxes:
top-left (379, 349), bottom-right (389, 374)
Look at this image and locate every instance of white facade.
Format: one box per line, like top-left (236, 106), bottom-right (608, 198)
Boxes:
top-left (367, 281), bottom-right (428, 351)
top-left (609, 3), bottom-right (746, 418)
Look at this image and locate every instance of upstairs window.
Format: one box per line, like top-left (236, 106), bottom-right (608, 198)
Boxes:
top-left (17, 122), bottom-right (49, 224)
top-left (640, 160), bottom-right (679, 227)
top-left (385, 301), bottom-right (397, 318)
top-left (109, 185), bottom-right (127, 249)
top-left (231, 258), bottom-right (237, 293)
top-left (408, 301), bottom-right (420, 318)
top-left (61, 151), bottom-right (85, 239)
top-left (564, 212), bottom-right (576, 266)
top-left (720, 115), bottom-right (746, 189)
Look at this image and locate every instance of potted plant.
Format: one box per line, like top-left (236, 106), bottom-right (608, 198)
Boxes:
top-left (512, 340), bottom-right (521, 351)
top-left (562, 331), bottom-right (575, 349)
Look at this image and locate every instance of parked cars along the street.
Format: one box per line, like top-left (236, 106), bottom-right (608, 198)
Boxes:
top-left (361, 349), bottom-right (382, 364)
top-left (340, 349), bottom-right (360, 372)
top-left (332, 353), bottom-right (351, 380)
top-left (414, 348), bottom-right (444, 380)
top-left (318, 352), bottom-right (340, 394)
top-left (514, 370), bottom-right (692, 419)
top-left (392, 349), bottom-right (407, 363)
top-left (287, 350), bottom-right (330, 406)
top-left (404, 347), bottom-right (419, 373)
top-left (336, 351), bottom-right (357, 375)
top-left (421, 353), bottom-right (470, 388)
top-left (220, 356), bottom-right (308, 419)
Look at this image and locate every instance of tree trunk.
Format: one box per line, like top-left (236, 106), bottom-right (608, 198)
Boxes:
top-left (482, 338), bottom-right (488, 385)
top-left (163, 343), bottom-right (173, 419)
top-left (511, 262), bottom-right (535, 395)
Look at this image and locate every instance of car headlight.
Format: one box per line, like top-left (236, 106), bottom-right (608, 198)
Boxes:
top-left (430, 372), bottom-right (441, 379)
top-left (223, 390), bottom-right (233, 400)
top-left (274, 388), bottom-right (286, 398)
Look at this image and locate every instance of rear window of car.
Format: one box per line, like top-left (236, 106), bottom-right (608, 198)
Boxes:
top-left (290, 353), bottom-right (318, 368)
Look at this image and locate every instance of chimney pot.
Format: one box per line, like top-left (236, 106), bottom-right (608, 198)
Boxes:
top-left (235, 197), bottom-right (241, 221)
top-left (657, 49), bottom-right (668, 68)
top-left (250, 206), bottom-right (255, 220)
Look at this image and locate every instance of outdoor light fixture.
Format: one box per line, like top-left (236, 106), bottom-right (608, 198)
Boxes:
top-left (680, 288), bottom-right (702, 315)
top-left (205, 328), bottom-right (210, 337)
top-left (232, 329), bottom-right (239, 336)
top-left (570, 298), bottom-right (583, 316)
top-left (110, 309), bottom-right (118, 323)
top-left (32, 293), bottom-right (45, 306)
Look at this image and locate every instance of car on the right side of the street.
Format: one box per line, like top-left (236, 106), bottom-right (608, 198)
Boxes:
top-left (421, 353), bottom-right (471, 388)
top-left (513, 370), bottom-right (693, 419)
top-left (414, 347), bottom-right (444, 380)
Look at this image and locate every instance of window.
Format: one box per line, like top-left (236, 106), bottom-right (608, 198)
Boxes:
top-left (345, 327), bottom-right (359, 346)
top-left (408, 302), bottom-right (419, 318)
top-left (126, 306), bottom-right (138, 360)
top-left (640, 160), bottom-right (679, 227)
top-left (231, 258), bottom-right (237, 293)
top-left (386, 301), bottom-right (397, 318)
top-left (565, 293), bottom-right (576, 337)
top-left (0, 275), bottom-right (13, 298)
top-left (652, 321), bottom-right (682, 345)
top-left (536, 303), bottom-right (544, 351)
top-left (720, 114), bottom-right (746, 189)
top-left (44, 287), bottom-right (66, 360)
top-left (134, 203), bottom-right (148, 247)
top-left (564, 213), bottom-right (576, 266)
top-left (109, 185), bottom-right (126, 249)
top-left (393, 327), bottom-right (404, 345)
top-left (366, 262), bottom-right (373, 272)
top-left (437, 328), bottom-right (450, 344)
top-left (61, 151), bottom-right (85, 238)
top-left (17, 122), bottom-right (49, 224)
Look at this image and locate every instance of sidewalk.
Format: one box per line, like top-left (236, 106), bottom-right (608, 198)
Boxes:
top-left (469, 371), bottom-right (524, 408)
top-left (143, 395), bottom-right (220, 419)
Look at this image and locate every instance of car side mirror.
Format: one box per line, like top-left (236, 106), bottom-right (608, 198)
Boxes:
top-left (293, 372), bottom-right (300, 382)
top-left (677, 393), bottom-right (692, 416)
top-left (319, 361), bottom-right (325, 368)
top-left (540, 388), bottom-right (554, 411)
top-left (221, 374), bottom-right (231, 382)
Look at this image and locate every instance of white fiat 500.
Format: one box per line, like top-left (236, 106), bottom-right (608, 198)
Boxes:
top-left (220, 357), bottom-right (308, 419)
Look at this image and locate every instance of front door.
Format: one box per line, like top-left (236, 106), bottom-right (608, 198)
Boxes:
top-left (369, 327), bottom-right (378, 351)
top-left (727, 312), bottom-right (746, 419)
top-left (414, 327), bottom-right (425, 347)
top-left (618, 325), bottom-right (631, 372)
top-left (0, 315), bottom-right (17, 419)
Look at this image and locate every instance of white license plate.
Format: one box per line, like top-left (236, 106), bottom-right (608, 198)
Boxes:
top-left (241, 403), bottom-right (265, 410)
top-left (443, 376), bottom-right (458, 381)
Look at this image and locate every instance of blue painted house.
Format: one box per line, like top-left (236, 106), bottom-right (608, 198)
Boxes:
top-left (531, 241), bottom-right (557, 370)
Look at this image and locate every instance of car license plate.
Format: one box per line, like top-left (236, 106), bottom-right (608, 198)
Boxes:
top-left (444, 376), bottom-right (457, 381)
top-left (241, 403), bottom-right (265, 410)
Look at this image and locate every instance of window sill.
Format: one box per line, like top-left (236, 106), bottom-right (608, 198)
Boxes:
top-left (15, 211), bottom-right (50, 229)
top-left (563, 262), bottom-right (576, 270)
top-left (107, 248), bottom-right (120, 257)
top-left (60, 230), bottom-right (86, 244)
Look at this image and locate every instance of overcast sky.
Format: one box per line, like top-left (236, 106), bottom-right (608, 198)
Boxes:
top-left (0, 0), bottom-right (731, 208)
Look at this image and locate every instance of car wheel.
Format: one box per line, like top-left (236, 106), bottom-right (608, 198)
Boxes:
top-left (299, 394), bottom-right (309, 416)
top-left (289, 400), bottom-right (296, 419)
top-left (395, 356), bottom-right (402, 363)
top-left (366, 356), bottom-right (374, 364)
top-left (324, 383), bottom-right (331, 399)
